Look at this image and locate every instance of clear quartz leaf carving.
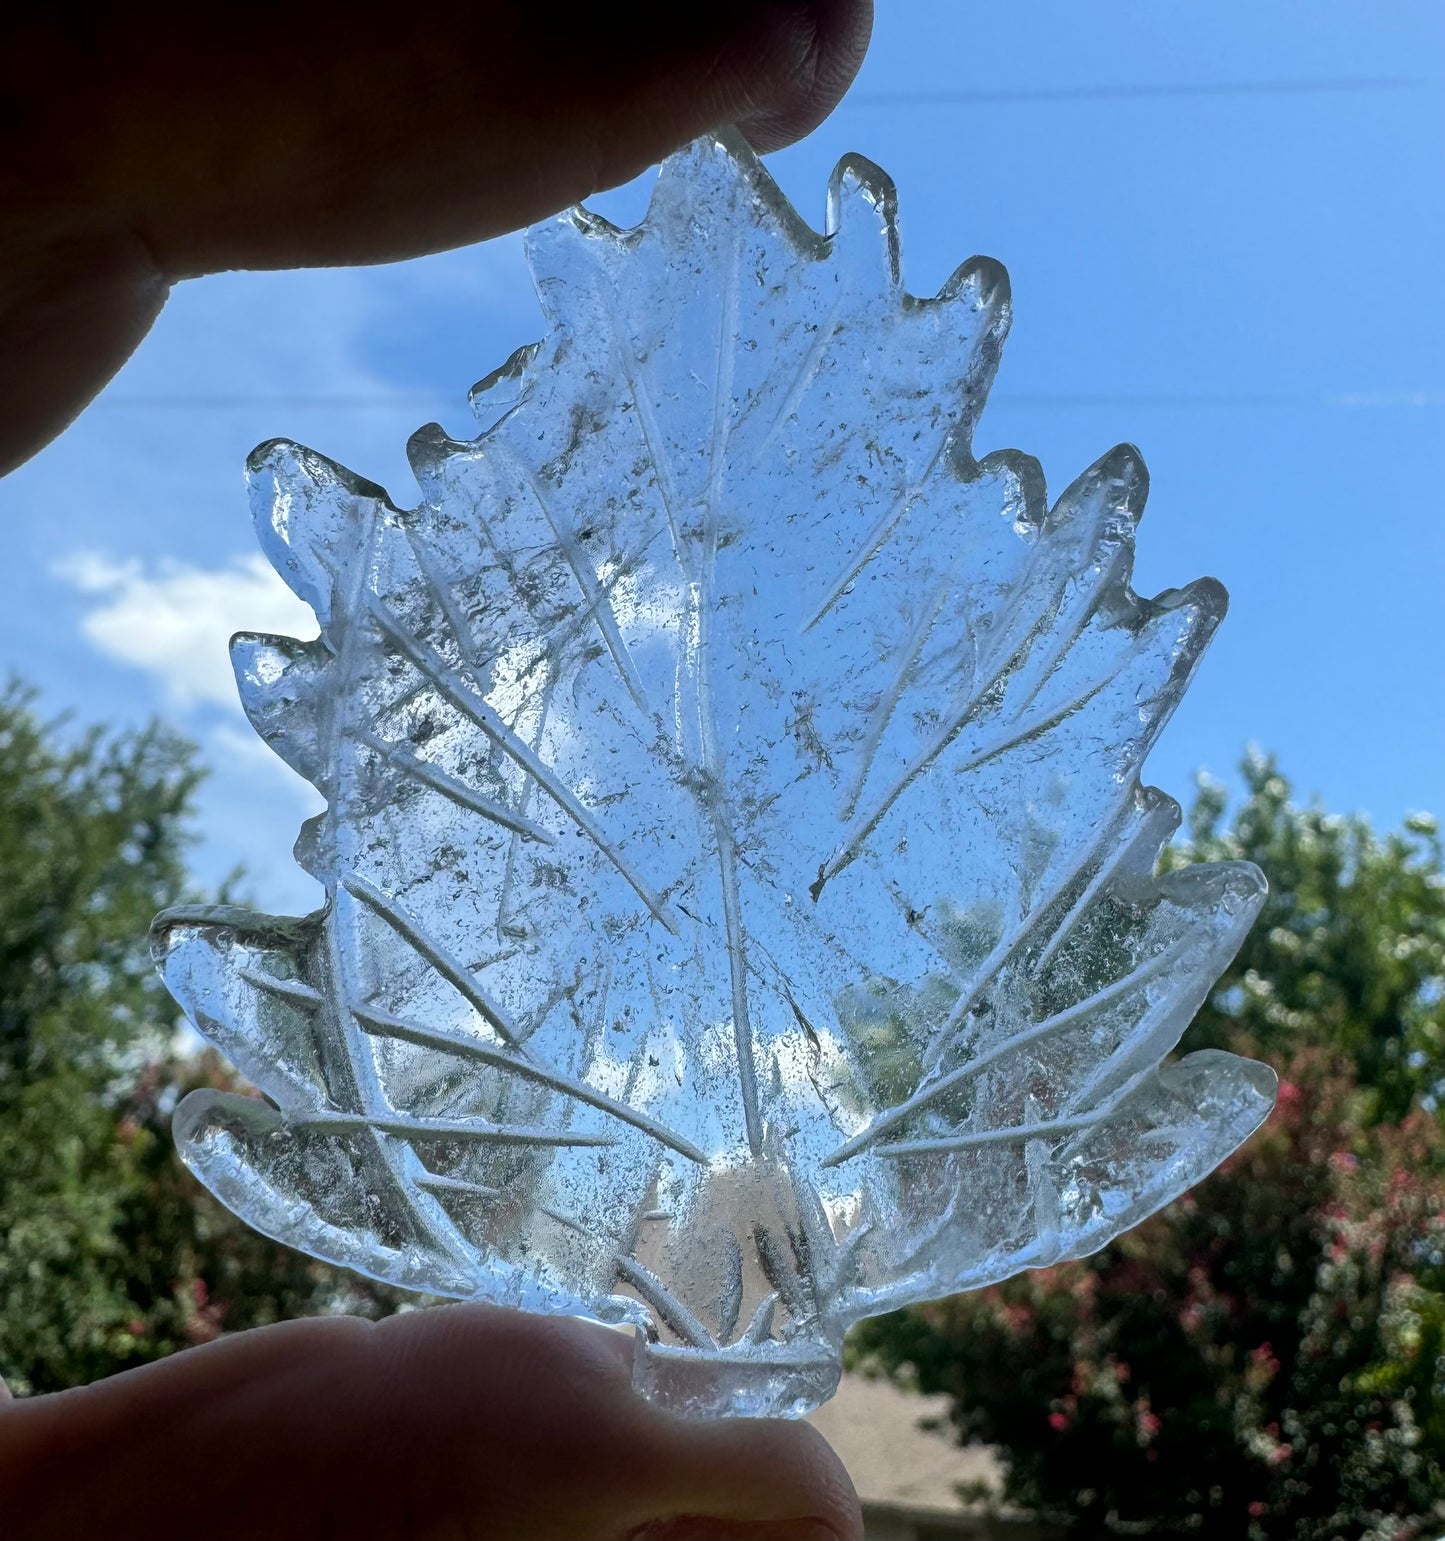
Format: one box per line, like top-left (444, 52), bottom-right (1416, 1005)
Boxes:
top-left (152, 131), bottom-right (1275, 1419)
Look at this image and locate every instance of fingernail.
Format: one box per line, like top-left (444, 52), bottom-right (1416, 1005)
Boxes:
top-left (630, 1519), bottom-right (840, 1541)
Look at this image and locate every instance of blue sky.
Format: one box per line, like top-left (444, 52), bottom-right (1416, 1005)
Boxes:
top-left (1, 0), bottom-right (1440, 915)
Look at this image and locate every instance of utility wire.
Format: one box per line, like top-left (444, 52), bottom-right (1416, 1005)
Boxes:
top-left (94, 396), bottom-right (455, 410)
top-left (91, 392), bottom-right (1445, 412)
top-left (82, 78), bottom-right (1443, 418)
top-left (848, 78), bottom-right (1437, 107)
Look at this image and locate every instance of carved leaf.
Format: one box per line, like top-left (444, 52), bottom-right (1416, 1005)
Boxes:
top-left (154, 132), bottom-right (1274, 1418)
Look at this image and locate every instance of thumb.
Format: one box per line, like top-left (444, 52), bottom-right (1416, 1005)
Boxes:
top-left (0, 0), bottom-right (873, 476)
top-left (0, 1305), bottom-right (862, 1540)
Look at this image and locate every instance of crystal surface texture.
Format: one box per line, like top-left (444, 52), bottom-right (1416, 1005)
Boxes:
top-left (153, 131), bottom-right (1275, 1419)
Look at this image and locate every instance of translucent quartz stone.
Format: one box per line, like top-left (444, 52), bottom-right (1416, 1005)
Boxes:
top-left (153, 132), bottom-right (1275, 1419)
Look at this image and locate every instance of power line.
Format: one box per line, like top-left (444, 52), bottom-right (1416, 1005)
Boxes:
top-left (91, 391), bottom-right (1445, 412)
top-left (93, 395), bottom-right (453, 410)
top-left (848, 78), bottom-right (1436, 108)
top-left (990, 391), bottom-right (1445, 410)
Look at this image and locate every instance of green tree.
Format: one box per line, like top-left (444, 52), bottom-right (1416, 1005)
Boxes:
top-left (0, 685), bottom-right (391, 1395)
top-left (854, 757), bottom-right (1445, 1539)
top-left (1170, 750), bottom-right (1445, 1120)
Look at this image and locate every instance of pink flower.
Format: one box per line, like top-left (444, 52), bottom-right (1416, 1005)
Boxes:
top-left (1276, 1080), bottom-right (1302, 1108)
top-left (1249, 1342), bottom-right (1279, 1373)
top-left (1048, 1412), bottom-right (1069, 1432)
top-left (1249, 1501), bottom-right (1268, 1518)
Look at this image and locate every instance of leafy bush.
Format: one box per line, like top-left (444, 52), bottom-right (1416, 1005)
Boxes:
top-left (855, 758), bottom-right (1445, 1539)
top-left (0, 686), bottom-right (393, 1395)
top-left (1167, 753), bottom-right (1445, 1120)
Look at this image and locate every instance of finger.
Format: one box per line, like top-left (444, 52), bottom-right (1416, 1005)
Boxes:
top-left (20, 1), bottom-right (875, 271)
top-left (730, 1), bottom-right (876, 155)
top-left (0, 1305), bottom-right (863, 1541)
top-left (1, 1), bottom-right (872, 475)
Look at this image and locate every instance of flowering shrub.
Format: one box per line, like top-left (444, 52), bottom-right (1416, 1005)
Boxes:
top-left (854, 762), bottom-right (1445, 1539)
top-left (0, 691), bottom-right (397, 1396)
top-left (853, 1055), bottom-right (1445, 1537)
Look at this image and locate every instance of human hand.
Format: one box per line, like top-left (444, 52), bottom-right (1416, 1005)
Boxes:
top-left (0, 1), bottom-right (872, 476)
top-left (0, 3), bottom-right (871, 1535)
top-left (0, 1305), bottom-right (862, 1538)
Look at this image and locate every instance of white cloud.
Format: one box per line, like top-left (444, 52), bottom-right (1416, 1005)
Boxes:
top-left (210, 718), bottom-right (324, 796)
top-left (56, 551), bottom-right (318, 710)
top-left (200, 722), bottom-right (327, 914)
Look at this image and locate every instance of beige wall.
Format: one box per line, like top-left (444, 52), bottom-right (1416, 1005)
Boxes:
top-left (806, 1376), bottom-right (1062, 1541)
top-left (862, 1498), bottom-right (1062, 1541)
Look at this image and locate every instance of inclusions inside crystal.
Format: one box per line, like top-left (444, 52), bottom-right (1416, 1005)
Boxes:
top-left (152, 132), bottom-right (1275, 1419)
